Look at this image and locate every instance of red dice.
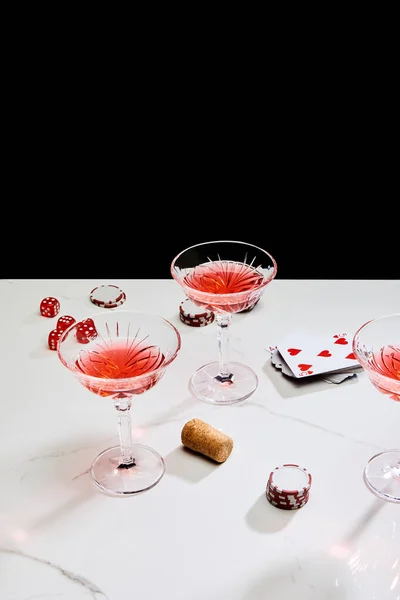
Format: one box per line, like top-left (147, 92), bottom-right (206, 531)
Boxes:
top-left (40, 297), bottom-right (60, 318)
top-left (48, 328), bottom-right (63, 350)
top-left (76, 318), bottom-right (98, 344)
top-left (56, 315), bottom-right (76, 333)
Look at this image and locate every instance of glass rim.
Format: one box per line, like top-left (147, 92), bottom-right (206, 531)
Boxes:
top-left (170, 239), bottom-right (278, 298)
top-left (57, 309), bottom-right (182, 384)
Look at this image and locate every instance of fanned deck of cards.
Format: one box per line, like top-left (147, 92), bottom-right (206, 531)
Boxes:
top-left (267, 331), bottom-right (363, 384)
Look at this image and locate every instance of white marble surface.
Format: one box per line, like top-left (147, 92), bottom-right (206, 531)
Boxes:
top-left (0, 278), bottom-right (399, 600)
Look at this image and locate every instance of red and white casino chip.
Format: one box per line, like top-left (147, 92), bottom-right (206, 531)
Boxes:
top-left (266, 484), bottom-right (309, 510)
top-left (179, 298), bottom-right (214, 327)
top-left (90, 284), bottom-right (126, 308)
top-left (265, 463), bottom-right (312, 510)
top-left (100, 292), bottom-right (127, 308)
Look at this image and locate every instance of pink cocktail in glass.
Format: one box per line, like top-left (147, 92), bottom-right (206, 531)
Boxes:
top-left (58, 310), bottom-right (181, 496)
top-left (171, 240), bottom-right (277, 405)
top-left (353, 313), bottom-right (400, 503)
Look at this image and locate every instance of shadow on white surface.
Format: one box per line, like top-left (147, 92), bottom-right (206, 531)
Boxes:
top-left (242, 498), bottom-right (400, 600)
top-left (22, 311), bottom-right (44, 325)
top-left (30, 483), bottom-right (95, 532)
top-left (141, 395), bottom-right (198, 429)
top-left (245, 493), bottom-right (296, 533)
top-left (165, 446), bottom-right (220, 483)
top-left (22, 434), bottom-right (116, 476)
top-left (29, 339), bottom-right (55, 359)
top-left (0, 435), bottom-right (114, 535)
top-left (263, 360), bottom-right (359, 399)
top-left (242, 542), bottom-right (399, 599)
top-left (340, 497), bottom-right (386, 545)
top-left (242, 553), bottom-right (353, 600)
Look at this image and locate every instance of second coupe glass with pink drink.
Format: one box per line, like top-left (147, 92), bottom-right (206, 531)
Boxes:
top-left (171, 240), bottom-right (277, 405)
top-left (352, 313), bottom-right (400, 503)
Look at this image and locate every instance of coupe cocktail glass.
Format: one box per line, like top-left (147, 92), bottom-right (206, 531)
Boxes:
top-left (171, 240), bottom-right (277, 405)
top-left (352, 313), bottom-right (400, 503)
top-left (57, 310), bottom-right (181, 496)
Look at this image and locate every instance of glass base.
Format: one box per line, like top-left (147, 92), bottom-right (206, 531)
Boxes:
top-left (90, 444), bottom-right (165, 496)
top-left (363, 450), bottom-right (400, 503)
top-left (189, 360), bottom-right (258, 405)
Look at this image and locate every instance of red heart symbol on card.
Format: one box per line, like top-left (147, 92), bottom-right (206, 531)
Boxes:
top-left (287, 348), bottom-right (301, 356)
top-left (334, 337), bottom-right (348, 345)
top-left (298, 363), bottom-right (312, 371)
top-left (318, 350), bottom-right (332, 357)
top-left (345, 352), bottom-right (356, 360)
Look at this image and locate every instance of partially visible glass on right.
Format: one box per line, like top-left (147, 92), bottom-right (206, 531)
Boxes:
top-left (352, 313), bottom-right (400, 502)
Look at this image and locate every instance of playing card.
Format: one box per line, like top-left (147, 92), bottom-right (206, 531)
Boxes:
top-left (269, 346), bottom-right (361, 384)
top-left (320, 372), bottom-right (359, 384)
top-left (276, 331), bottom-right (360, 378)
top-left (270, 348), bottom-right (296, 377)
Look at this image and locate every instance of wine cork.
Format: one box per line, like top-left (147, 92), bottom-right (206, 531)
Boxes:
top-left (181, 418), bottom-right (233, 463)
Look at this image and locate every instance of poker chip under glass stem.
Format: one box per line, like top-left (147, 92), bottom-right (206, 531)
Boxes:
top-left (179, 298), bottom-right (215, 327)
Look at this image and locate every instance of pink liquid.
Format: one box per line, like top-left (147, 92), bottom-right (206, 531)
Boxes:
top-left (75, 339), bottom-right (165, 397)
top-left (368, 345), bottom-right (400, 401)
top-left (183, 261), bottom-right (264, 313)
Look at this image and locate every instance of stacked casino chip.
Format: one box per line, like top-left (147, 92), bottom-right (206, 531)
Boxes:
top-left (266, 463), bottom-right (312, 510)
top-left (90, 284), bottom-right (126, 308)
top-left (179, 298), bottom-right (215, 327)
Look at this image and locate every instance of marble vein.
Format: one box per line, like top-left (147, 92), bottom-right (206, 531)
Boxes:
top-left (21, 595), bottom-right (65, 599)
top-left (26, 447), bottom-right (94, 463)
top-left (26, 438), bottom-right (116, 464)
top-left (0, 548), bottom-right (108, 599)
top-left (252, 403), bottom-right (384, 450)
top-left (72, 467), bottom-right (91, 480)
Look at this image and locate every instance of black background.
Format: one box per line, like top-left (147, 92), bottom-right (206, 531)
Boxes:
top-left (8, 154), bottom-right (397, 280)
top-left (2, 30), bottom-right (398, 282)
top-left (9, 187), bottom-right (397, 281)
top-left (5, 154), bottom-right (398, 281)
top-left (3, 82), bottom-right (397, 281)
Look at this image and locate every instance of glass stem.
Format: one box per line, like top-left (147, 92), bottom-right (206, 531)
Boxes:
top-left (114, 397), bottom-right (135, 467)
top-left (215, 314), bottom-right (234, 383)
